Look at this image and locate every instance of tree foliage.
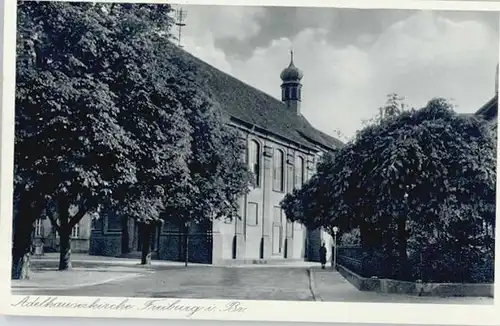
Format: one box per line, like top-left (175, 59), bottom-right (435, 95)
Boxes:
top-left (282, 95), bottom-right (496, 282)
top-left (14, 2), bottom-right (252, 273)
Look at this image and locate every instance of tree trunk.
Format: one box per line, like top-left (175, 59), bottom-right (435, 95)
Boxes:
top-left (397, 216), bottom-right (408, 280)
top-left (58, 228), bottom-right (72, 270)
top-left (140, 224), bottom-right (152, 265)
top-left (11, 203), bottom-right (38, 280)
top-left (58, 198), bottom-right (72, 271)
top-left (12, 251), bottom-right (31, 280)
top-left (184, 224), bottom-right (189, 267)
top-left (12, 224), bottom-right (32, 280)
top-left (359, 221), bottom-right (368, 248)
top-left (121, 216), bottom-right (130, 254)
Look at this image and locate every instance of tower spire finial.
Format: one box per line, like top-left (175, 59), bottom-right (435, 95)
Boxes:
top-left (290, 49), bottom-right (294, 66)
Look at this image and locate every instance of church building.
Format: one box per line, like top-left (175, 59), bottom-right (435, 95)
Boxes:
top-left (89, 45), bottom-right (343, 265)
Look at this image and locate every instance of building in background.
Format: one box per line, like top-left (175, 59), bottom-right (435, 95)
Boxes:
top-left (32, 213), bottom-right (92, 254)
top-left (475, 63), bottom-right (498, 131)
top-left (90, 44), bottom-right (342, 265)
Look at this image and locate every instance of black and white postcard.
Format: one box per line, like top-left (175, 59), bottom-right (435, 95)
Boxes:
top-left (1, 0), bottom-right (499, 325)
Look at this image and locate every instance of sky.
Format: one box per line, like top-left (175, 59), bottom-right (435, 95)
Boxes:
top-left (175, 5), bottom-right (499, 140)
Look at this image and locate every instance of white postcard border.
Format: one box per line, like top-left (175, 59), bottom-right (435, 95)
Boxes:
top-left (1, 0), bottom-right (500, 325)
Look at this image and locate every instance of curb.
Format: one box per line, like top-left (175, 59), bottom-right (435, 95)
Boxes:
top-left (307, 268), bottom-right (323, 302)
top-left (12, 273), bottom-right (144, 291)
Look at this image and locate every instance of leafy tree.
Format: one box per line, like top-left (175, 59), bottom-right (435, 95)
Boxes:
top-left (15, 2), bottom-right (144, 275)
top-left (14, 1), bottom-right (253, 271)
top-left (340, 228), bottom-right (361, 246)
top-left (14, 2), bottom-right (182, 273)
top-left (282, 96), bottom-right (496, 282)
top-left (361, 93), bottom-right (408, 128)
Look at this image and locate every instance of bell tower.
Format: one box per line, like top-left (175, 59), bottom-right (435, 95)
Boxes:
top-left (280, 50), bottom-right (304, 115)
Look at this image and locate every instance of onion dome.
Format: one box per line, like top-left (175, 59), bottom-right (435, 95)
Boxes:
top-left (280, 50), bottom-right (303, 82)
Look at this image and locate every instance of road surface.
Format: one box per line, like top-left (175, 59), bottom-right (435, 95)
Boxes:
top-left (12, 266), bottom-right (493, 304)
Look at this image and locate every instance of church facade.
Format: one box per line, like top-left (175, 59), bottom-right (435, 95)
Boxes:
top-left (89, 46), bottom-right (342, 264)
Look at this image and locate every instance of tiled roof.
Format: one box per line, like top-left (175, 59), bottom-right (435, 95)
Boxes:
top-left (475, 95), bottom-right (498, 121)
top-left (167, 43), bottom-right (343, 151)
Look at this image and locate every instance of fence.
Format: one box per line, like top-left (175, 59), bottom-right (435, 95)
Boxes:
top-left (337, 245), bottom-right (389, 279)
top-left (337, 245), bottom-right (494, 283)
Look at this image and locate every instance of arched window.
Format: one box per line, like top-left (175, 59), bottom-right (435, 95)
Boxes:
top-left (273, 149), bottom-right (285, 192)
top-left (248, 140), bottom-right (261, 187)
top-left (294, 156), bottom-right (304, 188)
top-left (291, 87), bottom-right (297, 99)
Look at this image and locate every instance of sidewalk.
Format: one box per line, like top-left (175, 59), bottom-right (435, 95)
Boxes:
top-left (31, 253), bottom-right (319, 269)
top-left (310, 269), bottom-right (494, 304)
top-left (12, 266), bottom-right (149, 291)
top-left (30, 253), bottom-right (210, 269)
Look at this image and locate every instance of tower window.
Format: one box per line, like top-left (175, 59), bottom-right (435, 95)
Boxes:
top-left (291, 87), bottom-right (297, 99)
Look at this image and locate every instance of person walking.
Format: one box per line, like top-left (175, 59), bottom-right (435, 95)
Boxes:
top-left (319, 242), bottom-right (327, 269)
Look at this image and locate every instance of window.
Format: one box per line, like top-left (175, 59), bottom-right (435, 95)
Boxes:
top-left (246, 202), bottom-right (258, 226)
top-left (272, 206), bottom-right (283, 254)
top-left (71, 223), bottom-right (80, 238)
top-left (294, 221), bottom-right (303, 230)
top-left (34, 219), bottom-right (42, 237)
top-left (286, 219), bottom-right (293, 238)
top-left (287, 166), bottom-right (294, 192)
top-left (294, 156), bottom-right (305, 189)
top-left (291, 87), bottom-right (297, 99)
top-left (273, 149), bottom-right (285, 192)
top-left (248, 140), bottom-right (261, 187)
top-left (107, 213), bottom-right (122, 231)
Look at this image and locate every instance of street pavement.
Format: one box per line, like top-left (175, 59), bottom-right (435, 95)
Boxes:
top-left (12, 255), bottom-right (493, 304)
top-left (13, 266), bottom-right (315, 301)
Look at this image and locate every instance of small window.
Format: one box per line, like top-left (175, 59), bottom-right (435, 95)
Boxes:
top-left (246, 202), bottom-right (258, 226)
top-left (34, 219), bottom-right (42, 237)
top-left (291, 87), bottom-right (297, 99)
top-left (71, 223), bottom-right (80, 238)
